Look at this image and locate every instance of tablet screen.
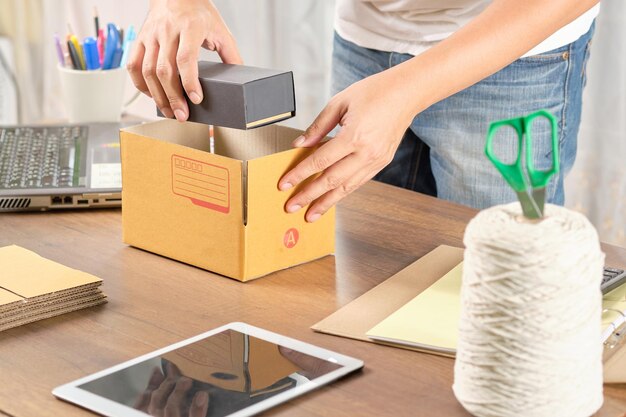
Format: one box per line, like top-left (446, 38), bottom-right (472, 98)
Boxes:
top-left (77, 329), bottom-right (343, 417)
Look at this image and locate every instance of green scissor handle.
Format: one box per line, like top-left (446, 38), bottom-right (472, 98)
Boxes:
top-left (485, 110), bottom-right (559, 218)
top-left (485, 109), bottom-right (559, 193)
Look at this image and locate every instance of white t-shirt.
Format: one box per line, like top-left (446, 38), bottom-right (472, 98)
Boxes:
top-left (335, 1), bottom-right (600, 57)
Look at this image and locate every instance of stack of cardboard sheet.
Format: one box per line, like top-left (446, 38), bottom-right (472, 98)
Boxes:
top-left (0, 245), bottom-right (106, 332)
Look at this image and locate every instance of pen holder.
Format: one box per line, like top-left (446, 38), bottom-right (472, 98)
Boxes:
top-left (58, 66), bottom-right (127, 123)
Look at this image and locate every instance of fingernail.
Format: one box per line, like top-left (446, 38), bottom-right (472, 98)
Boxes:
top-left (287, 204), bottom-right (301, 213)
top-left (162, 108), bottom-right (174, 119)
top-left (178, 377), bottom-right (192, 389)
top-left (293, 136), bottom-right (305, 147)
top-left (174, 108), bottom-right (187, 122)
top-left (195, 391), bottom-right (209, 407)
top-left (280, 182), bottom-right (293, 191)
top-left (189, 91), bottom-right (202, 104)
top-left (307, 213), bottom-right (321, 222)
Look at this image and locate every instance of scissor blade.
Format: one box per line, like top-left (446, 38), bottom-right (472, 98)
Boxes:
top-left (516, 191), bottom-right (542, 219)
top-left (532, 187), bottom-right (546, 216)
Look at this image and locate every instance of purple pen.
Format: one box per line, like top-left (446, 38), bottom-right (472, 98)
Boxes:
top-left (54, 33), bottom-right (65, 67)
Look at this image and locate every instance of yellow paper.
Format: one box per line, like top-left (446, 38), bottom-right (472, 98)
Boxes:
top-left (602, 280), bottom-right (626, 338)
top-left (366, 259), bottom-right (625, 354)
top-left (366, 262), bottom-right (463, 353)
top-left (0, 245), bottom-right (101, 298)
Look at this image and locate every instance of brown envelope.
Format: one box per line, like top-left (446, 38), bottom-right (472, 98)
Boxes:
top-left (311, 245), bottom-right (463, 358)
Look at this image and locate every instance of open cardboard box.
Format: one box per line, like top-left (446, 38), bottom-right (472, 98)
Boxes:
top-left (120, 119), bottom-right (334, 281)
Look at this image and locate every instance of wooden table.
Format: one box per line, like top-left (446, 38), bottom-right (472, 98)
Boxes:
top-left (1, 181), bottom-right (625, 417)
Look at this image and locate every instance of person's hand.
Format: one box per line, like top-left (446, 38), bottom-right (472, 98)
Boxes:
top-left (127, 0), bottom-right (242, 122)
top-left (134, 363), bottom-right (209, 417)
top-left (278, 70), bottom-right (416, 222)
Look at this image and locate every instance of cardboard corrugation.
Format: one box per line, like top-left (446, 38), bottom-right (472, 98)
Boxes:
top-left (0, 245), bottom-right (107, 332)
top-left (120, 119), bottom-right (334, 281)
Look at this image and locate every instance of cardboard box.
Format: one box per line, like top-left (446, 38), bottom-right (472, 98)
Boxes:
top-left (120, 119), bottom-right (334, 281)
top-left (159, 62), bottom-right (296, 129)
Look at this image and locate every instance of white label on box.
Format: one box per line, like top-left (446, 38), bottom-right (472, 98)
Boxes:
top-left (171, 154), bottom-right (230, 213)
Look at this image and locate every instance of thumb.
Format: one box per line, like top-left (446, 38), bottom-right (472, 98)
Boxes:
top-left (294, 100), bottom-right (343, 148)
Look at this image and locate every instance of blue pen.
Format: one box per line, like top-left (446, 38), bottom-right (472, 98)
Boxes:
top-left (120, 25), bottom-right (137, 67)
top-left (102, 23), bottom-right (120, 70)
top-left (83, 37), bottom-right (100, 70)
top-left (111, 48), bottom-right (123, 69)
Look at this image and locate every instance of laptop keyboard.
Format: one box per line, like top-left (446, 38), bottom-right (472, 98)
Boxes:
top-left (0, 126), bottom-right (87, 189)
top-left (603, 267), bottom-right (626, 295)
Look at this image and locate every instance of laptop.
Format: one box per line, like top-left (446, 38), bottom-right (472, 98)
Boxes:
top-left (0, 122), bottom-right (131, 212)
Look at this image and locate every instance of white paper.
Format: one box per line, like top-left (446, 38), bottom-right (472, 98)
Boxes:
top-left (90, 163), bottom-right (121, 189)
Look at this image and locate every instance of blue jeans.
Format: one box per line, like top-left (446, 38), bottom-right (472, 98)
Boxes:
top-left (331, 26), bottom-right (594, 208)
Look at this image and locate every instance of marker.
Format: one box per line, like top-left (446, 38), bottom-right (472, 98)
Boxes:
top-left (120, 25), bottom-right (136, 67)
top-left (97, 29), bottom-right (105, 66)
top-left (69, 34), bottom-right (85, 70)
top-left (111, 48), bottom-right (123, 69)
top-left (93, 6), bottom-right (100, 38)
top-left (83, 37), bottom-right (100, 70)
top-left (66, 40), bottom-right (80, 70)
top-left (102, 23), bottom-right (121, 70)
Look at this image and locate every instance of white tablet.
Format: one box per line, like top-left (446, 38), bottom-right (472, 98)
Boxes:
top-left (53, 322), bottom-right (363, 417)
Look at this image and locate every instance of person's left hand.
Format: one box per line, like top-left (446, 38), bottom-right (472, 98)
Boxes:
top-left (278, 69), bottom-right (417, 222)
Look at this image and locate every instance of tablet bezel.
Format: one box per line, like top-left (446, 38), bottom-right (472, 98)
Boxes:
top-left (52, 322), bottom-right (364, 417)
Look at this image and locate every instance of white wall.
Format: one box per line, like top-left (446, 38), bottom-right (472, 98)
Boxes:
top-left (0, 0), bottom-right (335, 129)
top-left (564, 2), bottom-right (626, 246)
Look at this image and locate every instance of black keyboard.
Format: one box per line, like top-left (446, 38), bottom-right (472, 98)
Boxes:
top-left (602, 266), bottom-right (626, 295)
top-left (0, 126), bottom-right (87, 189)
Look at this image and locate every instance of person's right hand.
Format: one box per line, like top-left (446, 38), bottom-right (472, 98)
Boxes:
top-left (134, 363), bottom-right (209, 417)
top-left (128, 0), bottom-right (242, 122)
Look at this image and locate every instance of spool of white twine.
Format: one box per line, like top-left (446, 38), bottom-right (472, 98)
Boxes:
top-left (453, 202), bottom-right (605, 417)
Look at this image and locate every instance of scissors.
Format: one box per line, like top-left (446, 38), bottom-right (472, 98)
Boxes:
top-left (485, 109), bottom-right (559, 219)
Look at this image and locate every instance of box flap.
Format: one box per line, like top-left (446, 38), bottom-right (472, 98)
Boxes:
top-left (122, 119), bottom-right (211, 150)
top-left (213, 124), bottom-right (301, 161)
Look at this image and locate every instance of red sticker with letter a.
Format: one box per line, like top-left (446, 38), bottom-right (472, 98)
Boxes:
top-left (284, 228), bottom-right (299, 249)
